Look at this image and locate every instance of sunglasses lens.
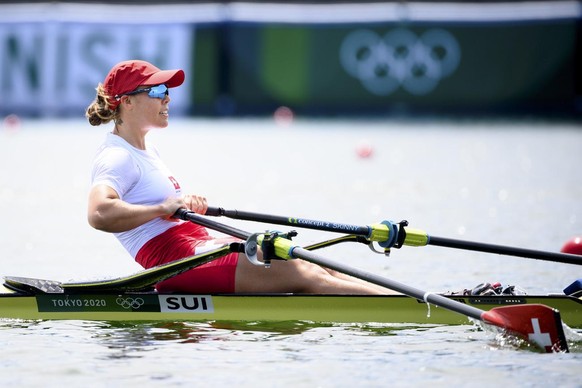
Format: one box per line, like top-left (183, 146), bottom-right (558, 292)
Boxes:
top-left (148, 85), bottom-right (168, 99)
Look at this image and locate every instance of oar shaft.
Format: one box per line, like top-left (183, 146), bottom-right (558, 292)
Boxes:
top-left (428, 236), bottom-right (582, 265)
top-left (208, 206), bottom-right (582, 265)
top-left (207, 206), bottom-right (371, 236)
top-left (290, 246), bottom-right (484, 321)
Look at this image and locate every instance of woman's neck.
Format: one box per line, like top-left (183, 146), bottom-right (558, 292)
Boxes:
top-left (113, 123), bottom-right (148, 150)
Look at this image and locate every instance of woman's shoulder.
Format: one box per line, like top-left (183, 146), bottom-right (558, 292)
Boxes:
top-left (94, 138), bottom-right (137, 172)
top-left (95, 142), bottom-right (132, 162)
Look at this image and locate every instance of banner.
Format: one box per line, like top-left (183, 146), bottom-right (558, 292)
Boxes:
top-left (219, 22), bottom-right (578, 114)
top-left (0, 22), bottom-right (193, 117)
top-left (0, 1), bottom-right (580, 117)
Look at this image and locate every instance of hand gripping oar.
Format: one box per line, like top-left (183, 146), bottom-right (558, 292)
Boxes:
top-left (204, 206), bottom-right (582, 265)
top-left (174, 209), bottom-right (569, 353)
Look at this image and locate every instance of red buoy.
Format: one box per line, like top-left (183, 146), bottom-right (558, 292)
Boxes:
top-left (273, 106), bottom-right (294, 127)
top-left (2, 114), bottom-right (21, 132)
top-left (356, 139), bottom-right (373, 159)
top-left (561, 236), bottom-right (582, 255)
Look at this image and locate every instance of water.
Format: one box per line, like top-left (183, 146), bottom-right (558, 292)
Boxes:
top-left (0, 118), bottom-right (581, 386)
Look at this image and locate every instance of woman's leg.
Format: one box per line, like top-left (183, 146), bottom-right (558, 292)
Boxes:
top-left (234, 253), bottom-right (397, 294)
top-left (322, 267), bottom-right (395, 294)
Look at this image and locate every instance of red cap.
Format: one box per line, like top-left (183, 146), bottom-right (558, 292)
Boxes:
top-left (104, 60), bottom-right (185, 110)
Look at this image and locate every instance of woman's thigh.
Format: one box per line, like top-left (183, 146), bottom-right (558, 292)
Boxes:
top-left (234, 254), bottom-right (327, 293)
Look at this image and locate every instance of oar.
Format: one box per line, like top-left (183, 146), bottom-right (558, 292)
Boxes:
top-left (175, 209), bottom-right (569, 353)
top-left (204, 206), bottom-right (582, 265)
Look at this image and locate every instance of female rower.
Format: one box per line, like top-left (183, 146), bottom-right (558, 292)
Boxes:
top-left (85, 59), bottom-right (392, 295)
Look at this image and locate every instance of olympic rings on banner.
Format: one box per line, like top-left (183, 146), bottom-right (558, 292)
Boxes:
top-left (340, 28), bottom-right (461, 96)
top-left (116, 297), bottom-right (145, 309)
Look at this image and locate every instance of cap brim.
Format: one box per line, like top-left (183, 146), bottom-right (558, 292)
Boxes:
top-left (144, 69), bottom-right (185, 88)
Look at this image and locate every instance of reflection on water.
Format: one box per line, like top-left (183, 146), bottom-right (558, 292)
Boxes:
top-left (92, 320), bottom-right (426, 353)
top-left (35, 319), bottom-right (468, 361)
top-left (85, 320), bottom-right (322, 360)
top-left (1, 317), bottom-right (580, 386)
top-left (4, 317), bottom-right (579, 360)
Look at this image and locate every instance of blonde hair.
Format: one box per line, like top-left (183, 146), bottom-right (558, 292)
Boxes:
top-left (85, 83), bottom-right (119, 126)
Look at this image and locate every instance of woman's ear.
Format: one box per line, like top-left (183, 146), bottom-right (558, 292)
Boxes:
top-left (119, 95), bottom-right (133, 110)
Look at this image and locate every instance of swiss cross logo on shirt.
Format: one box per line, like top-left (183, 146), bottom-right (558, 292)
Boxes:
top-left (168, 176), bottom-right (181, 190)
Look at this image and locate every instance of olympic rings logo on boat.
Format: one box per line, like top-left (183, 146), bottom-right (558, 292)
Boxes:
top-left (339, 28), bottom-right (461, 96)
top-left (116, 297), bottom-right (145, 309)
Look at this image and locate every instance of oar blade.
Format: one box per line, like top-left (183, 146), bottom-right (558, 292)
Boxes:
top-left (482, 304), bottom-right (569, 353)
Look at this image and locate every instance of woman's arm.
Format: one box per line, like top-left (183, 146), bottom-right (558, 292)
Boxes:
top-left (87, 184), bottom-right (182, 233)
top-left (88, 185), bottom-right (208, 233)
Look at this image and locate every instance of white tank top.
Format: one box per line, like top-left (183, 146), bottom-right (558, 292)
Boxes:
top-left (91, 132), bottom-right (183, 258)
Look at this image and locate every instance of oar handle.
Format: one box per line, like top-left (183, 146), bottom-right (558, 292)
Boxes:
top-left (174, 208), bottom-right (250, 240)
top-left (205, 206), bottom-right (223, 217)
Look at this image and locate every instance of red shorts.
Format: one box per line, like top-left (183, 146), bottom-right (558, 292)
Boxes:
top-left (135, 222), bottom-right (239, 293)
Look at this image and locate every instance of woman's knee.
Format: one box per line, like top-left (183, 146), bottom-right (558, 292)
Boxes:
top-left (268, 260), bottom-right (331, 292)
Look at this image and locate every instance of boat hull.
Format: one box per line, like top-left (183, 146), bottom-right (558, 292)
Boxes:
top-left (1, 286), bottom-right (580, 327)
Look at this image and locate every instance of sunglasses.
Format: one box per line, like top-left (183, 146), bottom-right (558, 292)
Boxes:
top-left (117, 84), bottom-right (169, 100)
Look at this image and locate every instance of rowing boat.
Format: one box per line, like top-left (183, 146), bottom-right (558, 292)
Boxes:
top-left (1, 275), bottom-right (580, 328)
top-left (1, 282), bottom-right (581, 327)
top-left (2, 208), bottom-right (580, 352)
